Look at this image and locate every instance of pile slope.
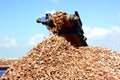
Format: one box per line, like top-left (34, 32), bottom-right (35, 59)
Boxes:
top-left (0, 35), bottom-right (120, 80)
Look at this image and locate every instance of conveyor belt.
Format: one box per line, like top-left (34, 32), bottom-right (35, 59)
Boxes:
top-left (36, 11), bottom-right (88, 47)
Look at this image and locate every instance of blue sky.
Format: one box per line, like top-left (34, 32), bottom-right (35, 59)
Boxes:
top-left (0, 0), bottom-right (120, 58)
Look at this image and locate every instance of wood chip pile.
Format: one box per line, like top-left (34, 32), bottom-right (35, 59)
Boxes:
top-left (0, 35), bottom-right (120, 80)
top-left (0, 59), bottom-right (17, 67)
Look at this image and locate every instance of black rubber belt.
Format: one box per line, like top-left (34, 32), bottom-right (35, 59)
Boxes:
top-left (58, 29), bottom-right (83, 35)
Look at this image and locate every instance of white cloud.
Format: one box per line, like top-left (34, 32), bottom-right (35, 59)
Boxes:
top-left (27, 34), bottom-right (45, 46)
top-left (45, 10), bottom-right (56, 14)
top-left (83, 26), bottom-right (120, 40)
top-left (0, 37), bottom-right (17, 48)
top-left (0, 34), bottom-right (46, 48)
top-left (38, 10), bottom-right (56, 18)
top-left (83, 26), bottom-right (120, 39)
top-left (109, 26), bottom-right (120, 34)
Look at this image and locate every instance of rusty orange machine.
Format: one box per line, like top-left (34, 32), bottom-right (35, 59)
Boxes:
top-left (36, 11), bottom-right (88, 47)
